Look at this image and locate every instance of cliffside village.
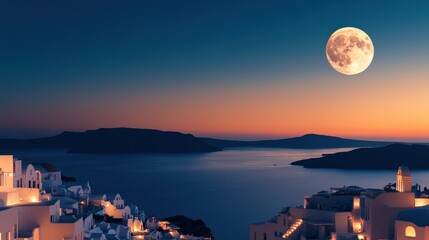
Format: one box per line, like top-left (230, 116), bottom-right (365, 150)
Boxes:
top-left (0, 155), bottom-right (211, 240)
top-left (251, 166), bottom-right (429, 240)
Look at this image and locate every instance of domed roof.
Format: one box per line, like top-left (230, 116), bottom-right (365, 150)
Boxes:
top-left (397, 206), bottom-right (429, 227)
top-left (397, 166), bottom-right (411, 176)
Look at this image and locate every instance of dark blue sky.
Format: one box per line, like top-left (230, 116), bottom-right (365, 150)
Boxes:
top-left (1, 1), bottom-right (429, 139)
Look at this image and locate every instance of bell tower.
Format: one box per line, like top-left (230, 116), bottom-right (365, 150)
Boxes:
top-left (396, 166), bottom-right (412, 192)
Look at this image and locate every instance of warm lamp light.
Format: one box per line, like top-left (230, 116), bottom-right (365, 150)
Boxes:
top-left (353, 222), bottom-right (362, 233)
top-left (405, 226), bottom-right (416, 237)
top-left (353, 197), bottom-right (360, 209)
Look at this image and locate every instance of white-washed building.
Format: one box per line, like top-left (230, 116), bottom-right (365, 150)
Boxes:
top-left (251, 166), bottom-right (429, 240)
top-left (1, 154), bottom-right (211, 240)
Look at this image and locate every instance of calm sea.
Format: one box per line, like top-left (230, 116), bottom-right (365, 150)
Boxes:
top-left (2, 148), bottom-right (429, 240)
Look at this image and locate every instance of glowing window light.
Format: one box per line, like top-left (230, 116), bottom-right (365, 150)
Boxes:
top-left (405, 226), bottom-right (416, 237)
top-left (353, 197), bottom-right (360, 209)
top-left (353, 222), bottom-right (362, 232)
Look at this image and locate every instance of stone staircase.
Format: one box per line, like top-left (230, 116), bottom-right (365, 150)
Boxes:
top-left (282, 219), bottom-right (303, 239)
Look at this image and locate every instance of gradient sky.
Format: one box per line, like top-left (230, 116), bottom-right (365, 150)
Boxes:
top-left (1, 1), bottom-right (429, 140)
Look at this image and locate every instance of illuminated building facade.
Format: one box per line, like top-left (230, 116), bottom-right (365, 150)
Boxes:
top-left (0, 154), bottom-right (211, 240)
top-left (251, 166), bottom-right (429, 240)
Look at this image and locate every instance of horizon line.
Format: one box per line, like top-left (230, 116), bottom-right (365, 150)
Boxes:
top-left (1, 127), bottom-right (429, 143)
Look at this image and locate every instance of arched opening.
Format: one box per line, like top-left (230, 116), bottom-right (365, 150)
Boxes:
top-left (405, 226), bottom-right (416, 238)
top-left (33, 228), bottom-right (40, 240)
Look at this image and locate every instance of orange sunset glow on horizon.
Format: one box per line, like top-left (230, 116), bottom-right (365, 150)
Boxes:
top-left (3, 64), bottom-right (429, 142)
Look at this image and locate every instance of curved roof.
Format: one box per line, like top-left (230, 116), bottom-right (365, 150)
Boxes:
top-left (397, 206), bottom-right (429, 227)
top-left (398, 166), bottom-right (411, 176)
top-left (89, 194), bottom-right (106, 201)
top-left (21, 162), bottom-right (35, 174)
top-left (22, 162), bottom-right (58, 174)
top-left (33, 165), bottom-right (47, 173)
top-left (33, 163), bottom-right (58, 172)
top-left (105, 193), bottom-right (120, 202)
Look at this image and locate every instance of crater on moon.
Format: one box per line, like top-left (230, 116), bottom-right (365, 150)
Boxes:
top-left (326, 27), bottom-right (374, 75)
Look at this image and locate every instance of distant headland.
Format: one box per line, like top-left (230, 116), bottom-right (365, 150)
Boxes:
top-left (0, 127), bottom-right (397, 154)
top-left (291, 143), bottom-right (429, 169)
top-left (200, 133), bottom-right (392, 149)
top-left (0, 128), bottom-right (220, 153)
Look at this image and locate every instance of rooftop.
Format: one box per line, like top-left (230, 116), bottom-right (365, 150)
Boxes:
top-left (362, 189), bottom-right (385, 199)
top-left (397, 206), bottom-right (429, 227)
top-left (105, 193), bottom-right (120, 203)
top-left (90, 194), bottom-right (106, 201)
top-left (52, 196), bottom-right (78, 208)
top-left (398, 166), bottom-right (411, 176)
top-left (58, 215), bottom-right (81, 223)
top-left (0, 200), bottom-right (58, 212)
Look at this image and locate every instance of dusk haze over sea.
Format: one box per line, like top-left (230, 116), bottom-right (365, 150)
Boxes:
top-left (2, 1), bottom-right (429, 240)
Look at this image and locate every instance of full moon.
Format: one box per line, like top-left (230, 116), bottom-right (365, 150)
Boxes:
top-left (326, 27), bottom-right (374, 75)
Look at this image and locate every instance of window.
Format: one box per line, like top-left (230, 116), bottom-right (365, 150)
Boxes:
top-left (405, 226), bottom-right (416, 238)
top-left (347, 216), bottom-right (353, 233)
top-left (365, 206), bottom-right (370, 221)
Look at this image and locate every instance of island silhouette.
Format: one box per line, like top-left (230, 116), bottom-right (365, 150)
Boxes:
top-left (0, 127), bottom-right (395, 153)
top-left (292, 143), bottom-right (429, 169)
